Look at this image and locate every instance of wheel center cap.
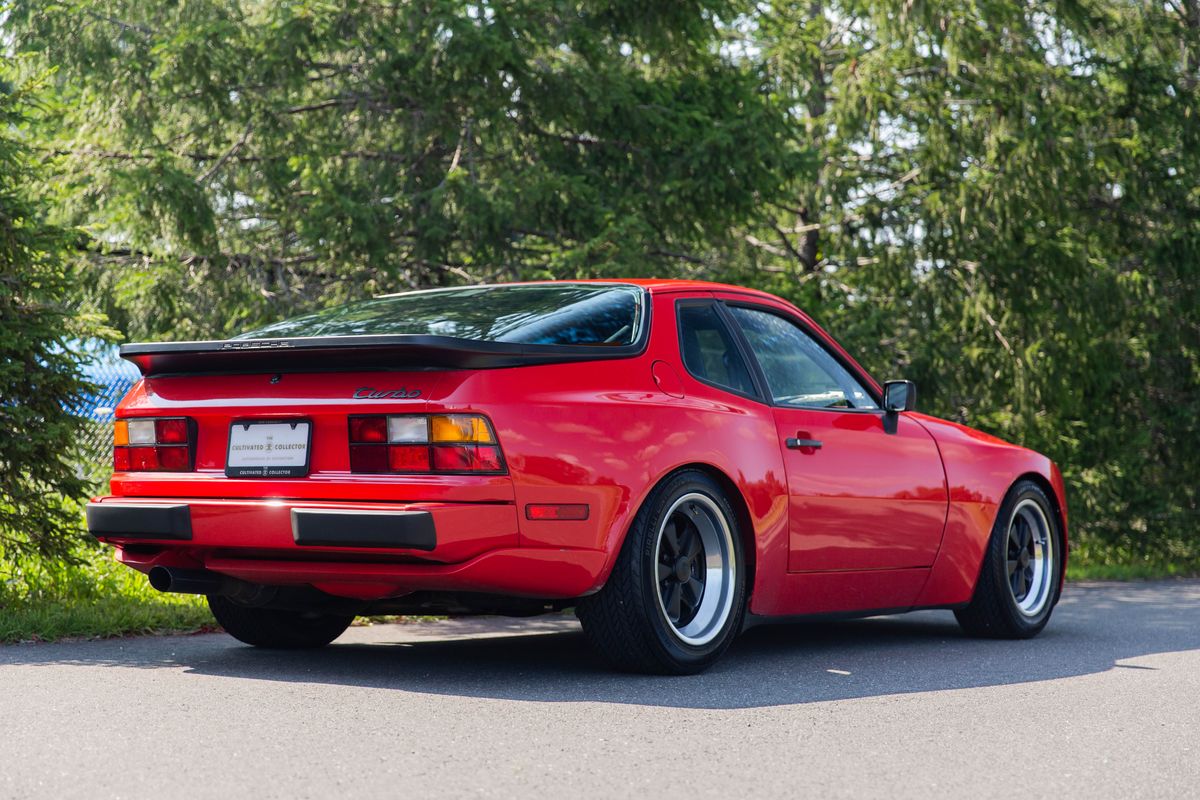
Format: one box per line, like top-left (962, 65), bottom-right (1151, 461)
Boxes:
top-left (674, 557), bottom-right (692, 583)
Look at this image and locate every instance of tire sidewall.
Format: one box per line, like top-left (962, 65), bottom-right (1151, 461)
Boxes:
top-left (987, 481), bottom-right (1062, 635)
top-left (631, 471), bottom-right (747, 671)
top-left (207, 594), bottom-right (353, 648)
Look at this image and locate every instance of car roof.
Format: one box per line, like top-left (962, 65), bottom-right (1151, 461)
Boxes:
top-left (551, 277), bottom-right (787, 301)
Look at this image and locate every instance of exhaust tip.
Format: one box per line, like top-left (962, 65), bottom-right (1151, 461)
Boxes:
top-left (148, 566), bottom-right (172, 592)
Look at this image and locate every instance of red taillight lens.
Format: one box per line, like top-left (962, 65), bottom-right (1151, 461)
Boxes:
top-left (388, 444), bottom-right (431, 472)
top-left (431, 445), bottom-right (473, 472)
top-left (349, 416), bottom-right (388, 443)
top-left (349, 444), bottom-right (389, 473)
top-left (473, 446), bottom-right (503, 472)
top-left (156, 418), bottom-right (189, 444)
top-left (431, 444), bottom-right (503, 472)
top-left (129, 446), bottom-right (159, 471)
top-left (157, 446), bottom-right (191, 470)
top-left (114, 417), bottom-right (194, 472)
top-left (348, 414), bottom-right (504, 474)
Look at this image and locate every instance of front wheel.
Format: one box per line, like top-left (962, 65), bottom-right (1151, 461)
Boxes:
top-left (208, 595), bottom-right (354, 649)
top-left (577, 470), bottom-right (746, 674)
top-left (955, 479), bottom-right (1063, 639)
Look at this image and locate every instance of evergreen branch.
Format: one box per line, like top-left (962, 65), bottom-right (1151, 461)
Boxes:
top-left (647, 248), bottom-right (704, 264)
top-left (526, 124), bottom-right (638, 153)
top-left (196, 123), bottom-right (254, 184)
top-left (84, 11), bottom-right (154, 38)
top-left (45, 146), bottom-right (414, 164)
top-left (79, 243), bottom-right (320, 269)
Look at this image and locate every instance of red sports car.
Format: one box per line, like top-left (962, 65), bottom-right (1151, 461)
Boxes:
top-left (87, 280), bottom-right (1067, 674)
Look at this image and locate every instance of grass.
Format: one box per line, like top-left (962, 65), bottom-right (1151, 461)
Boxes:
top-left (1066, 561), bottom-right (1200, 582)
top-left (0, 546), bottom-right (213, 644)
top-left (0, 594), bottom-right (214, 643)
top-left (1065, 536), bottom-right (1200, 582)
top-left (0, 543), bottom-right (436, 644)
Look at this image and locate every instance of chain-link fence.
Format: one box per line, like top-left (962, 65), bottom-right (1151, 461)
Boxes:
top-left (76, 342), bottom-right (140, 482)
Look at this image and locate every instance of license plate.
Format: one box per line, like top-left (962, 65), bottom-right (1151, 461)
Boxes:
top-left (226, 421), bottom-right (312, 478)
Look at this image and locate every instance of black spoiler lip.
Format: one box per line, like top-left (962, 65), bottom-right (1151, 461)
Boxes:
top-left (120, 334), bottom-right (646, 376)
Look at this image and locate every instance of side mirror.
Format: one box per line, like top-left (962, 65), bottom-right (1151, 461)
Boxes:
top-left (883, 380), bottom-right (917, 413)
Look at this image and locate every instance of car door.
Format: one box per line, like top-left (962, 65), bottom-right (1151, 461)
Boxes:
top-left (721, 302), bottom-right (948, 573)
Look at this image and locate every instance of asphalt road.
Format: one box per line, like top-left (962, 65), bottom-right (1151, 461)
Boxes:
top-left (2, 581), bottom-right (1198, 800)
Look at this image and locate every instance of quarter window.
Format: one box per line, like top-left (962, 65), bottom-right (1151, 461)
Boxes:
top-left (727, 306), bottom-right (877, 410)
top-left (677, 303), bottom-right (756, 396)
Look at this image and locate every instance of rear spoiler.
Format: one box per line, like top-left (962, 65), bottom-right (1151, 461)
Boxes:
top-left (120, 335), bottom-right (645, 376)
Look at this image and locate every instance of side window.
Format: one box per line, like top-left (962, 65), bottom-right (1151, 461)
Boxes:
top-left (727, 306), bottom-right (878, 410)
top-left (677, 303), bottom-right (756, 396)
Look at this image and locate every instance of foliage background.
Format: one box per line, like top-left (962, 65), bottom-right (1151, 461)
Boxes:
top-left (0, 73), bottom-right (109, 567)
top-left (1, 0), bottom-right (1198, 619)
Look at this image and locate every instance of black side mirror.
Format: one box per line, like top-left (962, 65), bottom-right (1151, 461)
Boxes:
top-left (883, 380), bottom-right (917, 413)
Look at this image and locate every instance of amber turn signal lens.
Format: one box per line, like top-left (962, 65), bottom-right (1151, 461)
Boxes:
top-left (113, 420), bottom-right (129, 446)
top-left (430, 415), bottom-right (495, 444)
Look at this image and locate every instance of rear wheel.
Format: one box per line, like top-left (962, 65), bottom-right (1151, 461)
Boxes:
top-left (577, 470), bottom-right (746, 674)
top-left (207, 595), bottom-right (354, 649)
top-left (955, 479), bottom-right (1062, 638)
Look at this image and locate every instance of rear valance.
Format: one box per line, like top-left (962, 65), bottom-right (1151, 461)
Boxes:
top-left (120, 334), bottom-right (646, 376)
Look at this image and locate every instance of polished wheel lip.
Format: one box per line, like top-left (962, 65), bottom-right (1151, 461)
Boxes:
top-left (652, 492), bottom-right (736, 647)
top-left (1007, 498), bottom-right (1054, 617)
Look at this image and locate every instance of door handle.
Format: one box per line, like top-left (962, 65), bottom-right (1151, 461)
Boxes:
top-left (785, 437), bottom-right (823, 450)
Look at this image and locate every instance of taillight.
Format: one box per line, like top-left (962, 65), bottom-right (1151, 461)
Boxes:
top-left (349, 414), bottom-right (505, 474)
top-left (113, 417), bottom-right (195, 472)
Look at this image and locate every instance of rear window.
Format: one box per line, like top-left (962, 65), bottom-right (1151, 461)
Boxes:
top-left (234, 283), bottom-right (645, 347)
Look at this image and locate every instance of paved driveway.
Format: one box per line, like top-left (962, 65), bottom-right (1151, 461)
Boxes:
top-left (2, 581), bottom-right (1198, 799)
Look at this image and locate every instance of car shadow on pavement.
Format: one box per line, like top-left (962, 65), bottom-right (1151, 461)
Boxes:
top-left (3, 581), bottom-right (1198, 710)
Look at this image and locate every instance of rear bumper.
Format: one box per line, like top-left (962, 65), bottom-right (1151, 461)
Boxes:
top-left (86, 497), bottom-right (607, 600)
top-left (87, 502), bottom-right (440, 550)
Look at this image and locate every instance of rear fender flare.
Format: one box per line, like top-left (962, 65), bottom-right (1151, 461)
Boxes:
top-left (598, 462), bottom-right (759, 601)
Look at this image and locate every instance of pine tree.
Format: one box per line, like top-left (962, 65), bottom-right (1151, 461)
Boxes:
top-left (0, 76), bottom-right (108, 561)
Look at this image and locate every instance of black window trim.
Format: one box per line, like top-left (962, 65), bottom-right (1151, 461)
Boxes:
top-left (674, 298), bottom-right (771, 405)
top-left (719, 300), bottom-right (884, 414)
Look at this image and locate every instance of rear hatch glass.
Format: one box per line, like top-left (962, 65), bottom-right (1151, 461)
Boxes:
top-left (234, 283), bottom-right (645, 346)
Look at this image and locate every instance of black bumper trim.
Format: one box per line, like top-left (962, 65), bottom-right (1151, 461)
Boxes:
top-left (291, 508), bottom-right (437, 550)
top-left (86, 503), bottom-right (194, 540)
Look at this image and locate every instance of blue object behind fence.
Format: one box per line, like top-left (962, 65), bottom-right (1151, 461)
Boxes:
top-left (76, 341), bottom-right (140, 468)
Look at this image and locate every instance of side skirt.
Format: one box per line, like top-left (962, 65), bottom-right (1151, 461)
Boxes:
top-left (741, 603), bottom-right (969, 631)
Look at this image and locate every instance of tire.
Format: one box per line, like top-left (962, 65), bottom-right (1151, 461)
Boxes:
top-left (207, 595), bottom-right (354, 649)
top-left (955, 479), bottom-right (1062, 639)
top-left (577, 470), bottom-right (747, 675)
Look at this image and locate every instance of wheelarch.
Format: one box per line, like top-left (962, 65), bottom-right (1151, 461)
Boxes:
top-left (607, 463), bottom-right (758, 605)
top-left (1014, 470), bottom-right (1069, 598)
